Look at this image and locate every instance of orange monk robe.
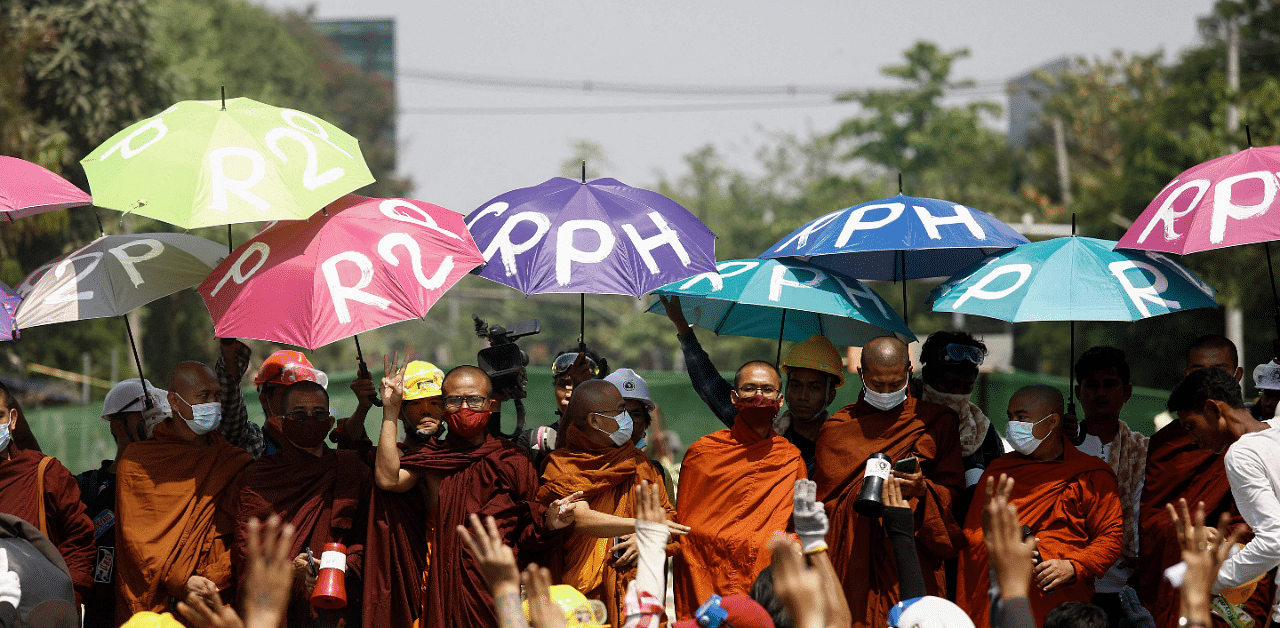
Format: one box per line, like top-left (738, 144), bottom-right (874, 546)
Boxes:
top-left (673, 418), bottom-right (806, 618)
top-left (1135, 422), bottom-right (1276, 628)
top-left (956, 442), bottom-right (1123, 628)
top-left (813, 396), bottom-right (965, 628)
top-left (538, 424), bottom-right (677, 627)
top-left (0, 448), bottom-right (95, 603)
top-left (115, 421), bottom-right (254, 623)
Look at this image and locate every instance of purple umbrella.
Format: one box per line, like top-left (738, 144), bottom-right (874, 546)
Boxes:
top-left (465, 174), bottom-right (717, 338)
top-left (0, 156), bottom-right (92, 220)
top-left (0, 282), bottom-right (19, 340)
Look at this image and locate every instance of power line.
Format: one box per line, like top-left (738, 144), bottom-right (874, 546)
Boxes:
top-left (399, 99), bottom-right (850, 116)
top-left (398, 67), bottom-right (1010, 99)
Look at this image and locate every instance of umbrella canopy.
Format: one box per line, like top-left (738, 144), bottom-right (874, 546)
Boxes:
top-left (0, 282), bottom-right (18, 340)
top-left (0, 156), bottom-right (92, 220)
top-left (930, 237), bottom-right (1218, 321)
top-left (81, 97), bottom-right (374, 229)
top-left (465, 177), bottom-right (717, 297)
top-left (14, 233), bottom-right (226, 328)
top-left (645, 258), bottom-right (915, 345)
top-left (198, 194), bottom-right (484, 350)
top-left (760, 194), bottom-right (1028, 281)
top-left (1116, 145), bottom-right (1280, 254)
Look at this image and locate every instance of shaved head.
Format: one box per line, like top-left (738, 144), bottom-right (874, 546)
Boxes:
top-left (564, 379), bottom-right (624, 428)
top-left (1010, 385), bottom-right (1064, 417)
top-left (443, 366), bottom-right (492, 398)
top-left (169, 361), bottom-right (214, 392)
top-left (861, 337), bottom-right (909, 371)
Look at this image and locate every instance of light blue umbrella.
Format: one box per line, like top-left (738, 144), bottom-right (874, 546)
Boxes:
top-left (646, 258), bottom-right (914, 364)
top-left (929, 236), bottom-right (1218, 410)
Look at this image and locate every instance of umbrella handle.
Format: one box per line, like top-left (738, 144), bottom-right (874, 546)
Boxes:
top-left (353, 335), bottom-right (383, 407)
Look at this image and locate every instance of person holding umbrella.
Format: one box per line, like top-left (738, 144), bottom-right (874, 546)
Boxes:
top-left (114, 361), bottom-right (255, 622)
top-left (812, 336), bottom-right (964, 628)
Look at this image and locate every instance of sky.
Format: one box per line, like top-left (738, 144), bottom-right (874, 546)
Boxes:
top-left (260, 0), bottom-right (1219, 214)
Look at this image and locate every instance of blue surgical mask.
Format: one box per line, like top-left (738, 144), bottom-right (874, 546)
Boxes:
top-left (0, 422), bottom-right (10, 452)
top-left (1006, 414), bottom-right (1054, 455)
top-left (635, 438), bottom-right (647, 450)
top-left (177, 394), bottom-right (222, 435)
top-left (596, 410), bottom-right (634, 447)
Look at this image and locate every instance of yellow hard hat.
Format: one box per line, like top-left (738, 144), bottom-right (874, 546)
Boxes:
top-left (782, 335), bottom-right (845, 388)
top-left (523, 584), bottom-right (610, 627)
top-left (402, 361), bottom-right (444, 401)
top-left (122, 612), bottom-right (185, 628)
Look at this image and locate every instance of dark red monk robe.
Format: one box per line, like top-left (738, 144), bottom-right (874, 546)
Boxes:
top-left (234, 426), bottom-right (372, 628)
top-left (0, 448), bottom-right (95, 603)
top-left (115, 421), bottom-right (253, 623)
top-left (400, 433), bottom-right (555, 628)
top-left (813, 396), bottom-right (965, 628)
top-left (957, 442), bottom-right (1124, 628)
top-left (1136, 422), bottom-right (1276, 628)
top-left (361, 441), bottom-right (429, 628)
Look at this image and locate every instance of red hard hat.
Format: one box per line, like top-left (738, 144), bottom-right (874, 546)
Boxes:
top-left (253, 350), bottom-right (327, 389)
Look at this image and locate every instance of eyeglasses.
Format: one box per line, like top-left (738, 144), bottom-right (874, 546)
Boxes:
top-left (941, 342), bottom-right (985, 365)
top-left (552, 352), bottom-right (598, 378)
top-left (443, 395), bottom-right (488, 411)
top-left (286, 409), bottom-right (330, 422)
top-left (735, 384), bottom-right (779, 397)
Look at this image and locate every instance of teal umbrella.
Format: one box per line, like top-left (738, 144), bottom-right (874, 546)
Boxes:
top-left (929, 235), bottom-right (1218, 410)
top-left (645, 258), bottom-right (914, 363)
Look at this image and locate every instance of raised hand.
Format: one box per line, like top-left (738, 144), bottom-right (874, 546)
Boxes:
top-left (882, 475), bottom-right (910, 510)
top-left (1169, 497), bottom-right (1242, 625)
top-left (241, 515), bottom-right (296, 628)
top-left (457, 514), bottom-right (521, 598)
top-left (768, 533), bottom-right (826, 628)
top-left (381, 351), bottom-right (409, 408)
top-left (523, 564), bottom-right (569, 628)
top-left (545, 491), bottom-right (583, 531)
top-left (981, 475), bottom-right (1036, 599)
top-left (793, 479), bottom-right (828, 554)
top-left (634, 480), bottom-right (665, 524)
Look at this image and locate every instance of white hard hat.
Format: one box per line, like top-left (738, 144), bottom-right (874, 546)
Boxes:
top-left (891, 596), bottom-right (975, 628)
top-left (101, 378), bottom-right (169, 421)
top-left (1254, 361), bottom-right (1280, 391)
top-left (604, 368), bottom-right (655, 411)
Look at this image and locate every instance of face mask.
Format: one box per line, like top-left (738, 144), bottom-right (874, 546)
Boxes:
top-left (864, 383), bottom-right (908, 411)
top-left (635, 438), bottom-right (647, 449)
top-left (277, 415), bottom-right (334, 449)
top-left (596, 411), bottom-right (634, 447)
top-left (734, 394), bottom-right (782, 431)
top-left (447, 408), bottom-right (490, 441)
top-left (177, 394), bottom-right (222, 435)
top-left (401, 408), bottom-right (439, 442)
top-left (1006, 414), bottom-right (1055, 455)
top-left (0, 423), bottom-right (10, 452)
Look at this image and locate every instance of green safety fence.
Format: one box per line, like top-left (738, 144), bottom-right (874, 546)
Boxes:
top-left (21, 368), bottom-right (1174, 475)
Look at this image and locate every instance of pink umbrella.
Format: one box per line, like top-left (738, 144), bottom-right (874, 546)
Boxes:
top-left (197, 194), bottom-right (484, 350)
top-left (0, 156), bottom-right (93, 220)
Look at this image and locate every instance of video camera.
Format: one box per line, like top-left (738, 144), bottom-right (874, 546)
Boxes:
top-left (473, 315), bottom-right (540, 400)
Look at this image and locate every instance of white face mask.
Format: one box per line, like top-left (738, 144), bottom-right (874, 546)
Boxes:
top-left (177, 394), bottom-right (222, 435)
top-left (1006, 413), bottom-right (1055, 455)
top-left (596, 410), bottom-right (634, 447)
top-left (0, 422), bottom-right (10, 452)
top-left (864, 383), bottom-right (908, 411)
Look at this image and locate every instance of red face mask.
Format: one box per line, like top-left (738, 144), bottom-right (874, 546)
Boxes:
top-left (734, 394), bottom-right (781, 431)
top-left (269, 415), bottom-right (334, 449)
top-left (447, 408), bottom-right (490, 440)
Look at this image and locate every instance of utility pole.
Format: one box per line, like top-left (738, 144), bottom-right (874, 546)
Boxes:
top-left (1225, 17), bottom-right (1246, 367)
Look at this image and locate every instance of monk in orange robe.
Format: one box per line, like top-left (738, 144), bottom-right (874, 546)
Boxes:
top-left (674, 360), bottom-right (805, 617)
top-left (539, 379), bottom-right (679, 626)
top-left (115, 362), bottom-right (254, 623)
top-left (234, 381), bottom-right (372, 628)
top-left (0, 382), bottom-right (95, 604)
top-left (813, 336), bottom-right (964, 628)
top-left (957, 385), bottom-right (1124, 628)
top-left (1135, 336), bottom-right (1274, 628)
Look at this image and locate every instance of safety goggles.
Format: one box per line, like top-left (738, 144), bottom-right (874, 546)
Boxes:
top-left (261, 363), bottom-right (330, 390)
top-left (694, 594), bottom-right (736, 628)
top-left (552, 353), bottom-right (598, 378)
top-left (941, 343), bottom-right (985, 366)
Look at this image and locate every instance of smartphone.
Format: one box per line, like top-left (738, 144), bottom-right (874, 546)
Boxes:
top-left (611, 536), bottom-right (625, 560)
top-left (894, 456), bottom-right (919, 474)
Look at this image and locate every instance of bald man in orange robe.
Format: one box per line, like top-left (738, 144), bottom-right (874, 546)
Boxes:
top-left (538, 380), bottom-right (678, 627)
top-left (957, 385), bottom-right (1124, 628)
top-left (813, 336), bottom-right (965, 628)
top-left (674, 360), bottom-right (805, 617)
top-left (1135, 335), bottom-right (1275, 628)
top-left (115, 362), bottom-right (254, 623)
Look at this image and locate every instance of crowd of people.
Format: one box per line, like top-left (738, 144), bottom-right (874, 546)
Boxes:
top-left (0, 296), bottom-right (1275, 628)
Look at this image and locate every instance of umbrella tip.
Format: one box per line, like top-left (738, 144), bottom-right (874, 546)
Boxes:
top-left (897, 172), bottom-right (903, 195)
top-left (1071, 212), bottom-right (1077, 236)
top-left (1246, 124), bottom-right (1253, 148)
top-left (581, 160), bottom-right (587, 184)
top-left (220, 85), bottom-right (226, 111)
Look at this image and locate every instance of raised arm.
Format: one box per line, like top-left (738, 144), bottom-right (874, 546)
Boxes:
top-left (216, 338), bottom-right (266, 457)
top-left (375, 353), bottom-right (419, 492)
top-left (659, 295), bottom-right (736, 428)
top-left (568, 501), bottom-right (690, 539)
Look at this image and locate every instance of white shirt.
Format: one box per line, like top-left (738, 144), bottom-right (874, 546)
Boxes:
top-left (1078, 433), bottom-right (1145, 593)
top-left (1216, 421), bottom-right (1280, 619)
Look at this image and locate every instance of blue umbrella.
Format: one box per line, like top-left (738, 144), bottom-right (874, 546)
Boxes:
top-left (929, 236), bottom-right (1218, 410)
top-left (760, 193), bottom-right (1028, 316)
top-left (646, 258), bottom-right (914, 364)
top-left (466, 174), bottom-right (717, 341)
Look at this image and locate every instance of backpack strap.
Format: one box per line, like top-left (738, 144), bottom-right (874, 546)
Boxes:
top-left (35, 455), bottom-right (52, 538)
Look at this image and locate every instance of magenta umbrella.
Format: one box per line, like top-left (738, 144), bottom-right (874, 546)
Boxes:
top-left (197, 194), bottom-right (485, 350)
top-left (1117, 141), bottom-right (1280, 337)
top-left (0, 156), bottom-right (92, 220)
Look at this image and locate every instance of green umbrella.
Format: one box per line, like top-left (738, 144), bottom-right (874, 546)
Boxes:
top-left (81, 95), bottom-right (374, 229)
